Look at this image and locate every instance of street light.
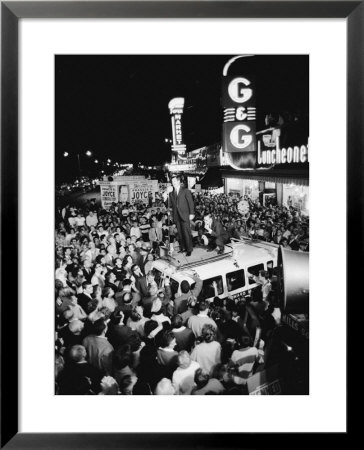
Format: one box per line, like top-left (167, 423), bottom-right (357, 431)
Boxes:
top-left (62, 150), bottom-right (92, 177)
top-left (94, 159), bottom-right (99, 164)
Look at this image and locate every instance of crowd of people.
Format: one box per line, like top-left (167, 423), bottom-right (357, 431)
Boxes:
top-left (55, 189), bottom-right (309, 395)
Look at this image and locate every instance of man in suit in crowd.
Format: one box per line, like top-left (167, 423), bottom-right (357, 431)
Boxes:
top-left (77, 281), bottom-right (94, 312)
top-left (134, 242), bottom-right (151, 275)
top-left (204, 213), bottom-right (230, 254)
top-left (165, 175), bottom-right (195, 256)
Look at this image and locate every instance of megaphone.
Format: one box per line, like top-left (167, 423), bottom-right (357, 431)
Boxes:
top-left (278, 246), bottom-right (309, 314)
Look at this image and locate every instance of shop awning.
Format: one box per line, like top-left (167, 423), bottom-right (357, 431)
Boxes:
top-left (199, 167), bottom-right (224, 189)
top-left (221, 167), bottom-right (309, 187)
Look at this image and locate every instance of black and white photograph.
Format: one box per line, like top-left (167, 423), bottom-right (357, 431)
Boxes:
top-left (54, 54), bottom-right (309, 396)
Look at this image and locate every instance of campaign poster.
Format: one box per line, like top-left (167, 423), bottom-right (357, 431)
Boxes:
top-left (100, 184), bottom-right (118, 209)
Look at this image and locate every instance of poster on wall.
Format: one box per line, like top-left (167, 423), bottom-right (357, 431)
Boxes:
top-left (100, 184), bottom-right (118, 209)
top-left (119, 185), bottom-right (129, 203)
top-left (129, 181), bottom-right (156, 204)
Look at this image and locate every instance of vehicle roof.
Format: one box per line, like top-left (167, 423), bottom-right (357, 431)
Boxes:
top-left (153, 241), bottom-right (277, 281)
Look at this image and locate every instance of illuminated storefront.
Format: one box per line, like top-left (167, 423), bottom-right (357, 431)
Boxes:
top-left (225, 177), bottom-right (259, 200)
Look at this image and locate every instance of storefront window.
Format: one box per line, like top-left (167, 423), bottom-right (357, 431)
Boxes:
top-left (283, 184), bottom-right (309, 214)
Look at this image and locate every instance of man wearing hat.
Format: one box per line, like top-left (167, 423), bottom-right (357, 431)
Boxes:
top-left (165, 174), bottom-right (195, 256)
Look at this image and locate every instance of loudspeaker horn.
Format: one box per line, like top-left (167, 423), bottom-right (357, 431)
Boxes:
top-left (278, 246), bottom-right (309, 314)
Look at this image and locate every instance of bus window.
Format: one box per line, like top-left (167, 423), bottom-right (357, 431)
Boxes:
top-left (247, 263), bottom-right (264, 285)
top-left (226, 269), bottom-right (245, 292)
top-left (154, 269), bottom-right (163, 288)
top-left (170, 278), bottom-right (179, 300)
top-left (201, 276), bottom-right (223, 299)
top-left (267, 260), bottom-right (274, 278)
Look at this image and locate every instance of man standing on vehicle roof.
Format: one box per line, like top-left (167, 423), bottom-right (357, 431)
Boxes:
top-left (164, 174), bottom-right (195, 256)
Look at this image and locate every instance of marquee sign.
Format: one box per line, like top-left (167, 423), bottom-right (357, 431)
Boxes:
top-left (222, 75), bottom-right (257, 169)
top-left (168, 97), bottom-right (187, 159)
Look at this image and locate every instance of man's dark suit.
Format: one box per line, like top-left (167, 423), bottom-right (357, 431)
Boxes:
top-left (82, 268), bottom-right (94, 284)
top-left (211, 217), bottom-right (230, 249)
top-left (168, 186), bottom-right (195, 253)
top-left (134, 252), bottom-right (148, 275)
top-left (77, 292), bottom-right (93, 312)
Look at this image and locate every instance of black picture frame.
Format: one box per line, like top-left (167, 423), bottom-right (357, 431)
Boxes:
top-left (1, 1), bottom-right (356, 448)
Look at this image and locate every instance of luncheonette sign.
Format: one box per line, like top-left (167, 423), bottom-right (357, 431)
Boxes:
top-left (222, 74), bottom-right (257, 169)
top-left (257, 135), bottom-right (309, 166)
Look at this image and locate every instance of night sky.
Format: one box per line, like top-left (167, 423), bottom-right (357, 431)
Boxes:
top-left (55, 54), bottom-right (308, 181)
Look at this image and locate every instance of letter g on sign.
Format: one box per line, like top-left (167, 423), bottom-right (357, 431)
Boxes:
top-left (228, 77), bottom-right (253, 103)
top-left (230, 124), bottom-right (253, 149)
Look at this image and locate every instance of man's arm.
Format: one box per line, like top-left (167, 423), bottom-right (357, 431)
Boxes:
top-left (191, 273), bottom-right (203, 298)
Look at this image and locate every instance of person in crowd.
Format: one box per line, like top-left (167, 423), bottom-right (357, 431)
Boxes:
top-left (190, 324), bottom-right (221, 375)
top-left (104, 271), bottom-right (118, 291)
top-left (98, 376), bottom-right (121, 395)
top-left (102, 286), bottom-right (117, 313)
top-left (82, 318), bottom-right (114, 375)
top-left (136, 345), bottom-right (169, 394)
top-left (112, 344), bottom-right (136, 387)
top-left (171, 314), bottom-right (195, 352)
top-left (174, 272), bottom-right (202, 315)
top-left (150, 298), bottom-right (171, 326)
top-left (172, 350), bottom-right (200, 395)
top-left (205, 213), bottom-right (230, 254)
top-left (165, 174), bottom-right (195, 256)
top-left (187, 301), bottom-right (217, 338)
top-left (156, 330), bottom-right (179, 376)
top-left (131, 264), bottom-right (148, 297)
top-left (248, 269), bottom-right (272, 310)
top-left (154, 378), bottom-right (176, 395)
top-left (57, 345), bottom-right (103, 395)
top-left (191, 368), bottom-right (225, 395)
top-left (77, 281), bottom-right (94, 312)
top-left (126, 306), bottom-right (148, 338)
top-left (107, 311), bottom-right (137, 349)
top-left (86, 211), bottom-right (98, 228)
top-left (230, 335), bottom-right (259, 386)
top-left (82, 259), bottom-right (94, 284)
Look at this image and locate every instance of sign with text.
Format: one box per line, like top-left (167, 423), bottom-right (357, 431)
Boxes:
top-left (222, 74), bottom-right (256, 168)
top-left (169, 97), bottom-right (187, 158)
top-left (257, 135), bottom-right (309, 167)
top-left (129, 181), bottom-right (158, 204)
top-left (100, 184), bottom-right (118, 209)
top-left (223, 122), bottom-right (256, 153)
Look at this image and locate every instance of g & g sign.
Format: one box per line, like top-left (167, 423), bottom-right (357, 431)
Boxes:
top-left (222, 74), bottom-right (257, 168)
